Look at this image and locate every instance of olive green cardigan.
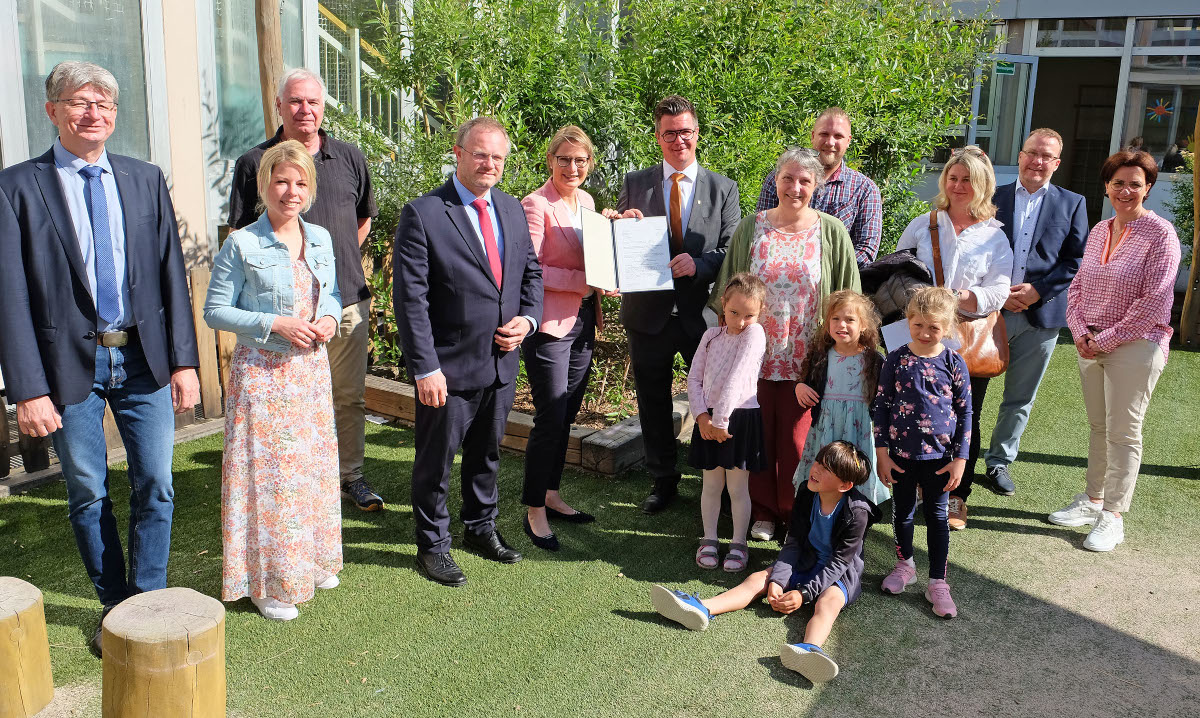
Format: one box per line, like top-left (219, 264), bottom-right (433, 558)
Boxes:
top-left (708, 211), bottom-right (862, 314)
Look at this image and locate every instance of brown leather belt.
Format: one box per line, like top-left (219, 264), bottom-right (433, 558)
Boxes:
top-left (97, 329), bottom-right (132, 348)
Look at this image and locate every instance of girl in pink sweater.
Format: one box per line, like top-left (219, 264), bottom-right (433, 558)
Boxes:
top-left (688, 273), bottom-right (768, 572)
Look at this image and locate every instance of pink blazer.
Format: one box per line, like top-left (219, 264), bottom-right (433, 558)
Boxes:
top-left (522, 180), bottom-right (604, 338)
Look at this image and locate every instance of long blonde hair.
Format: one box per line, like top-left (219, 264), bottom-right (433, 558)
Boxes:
top-left (933, 145), bottom-right (997, 221)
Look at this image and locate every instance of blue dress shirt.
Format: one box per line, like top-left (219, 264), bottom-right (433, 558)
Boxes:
top-left (1011, 183), bottom-right (1048, 286)
top-left (452, 174), bottom-right (505, 264)
top-left (53, 139), bottom-right (131, 331)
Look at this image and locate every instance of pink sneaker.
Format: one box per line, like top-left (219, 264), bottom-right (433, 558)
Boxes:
top-left (925, 578), bottom-right (957, 618)
top-left (881, 560), bottom-right (917, 594)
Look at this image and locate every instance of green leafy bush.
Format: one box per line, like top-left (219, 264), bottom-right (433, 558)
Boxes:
top-left (1163, 150), bottom-right (1194, 268)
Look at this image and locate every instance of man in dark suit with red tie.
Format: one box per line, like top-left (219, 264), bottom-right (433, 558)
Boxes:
top-left (393, 117), bottom-right (543, 586)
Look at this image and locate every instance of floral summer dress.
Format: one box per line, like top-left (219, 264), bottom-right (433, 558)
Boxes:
top-left (221, 256), bottom-right (341, 605)
top-left (751, 213), bottom-right (822, 382)
top-left (793, 350), bottom-right (887, 505)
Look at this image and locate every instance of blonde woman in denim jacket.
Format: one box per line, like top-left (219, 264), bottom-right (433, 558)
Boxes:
top-left (204, 140), bottom-right (343, 622)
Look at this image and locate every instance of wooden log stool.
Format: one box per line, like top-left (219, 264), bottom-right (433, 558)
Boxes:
top-left (0, 577), bottom-right (54, 718)
top-left (102, 587), bottom-right (225, 718)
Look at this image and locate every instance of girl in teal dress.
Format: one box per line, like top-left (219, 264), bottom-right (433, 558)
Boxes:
top-left (793, 291), bottom-right (888, 505)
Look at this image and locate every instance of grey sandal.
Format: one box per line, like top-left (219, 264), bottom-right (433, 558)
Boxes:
top-left (723, 541), bottom-right (749, 572)
top-left (695, 539), bottom-right (720, 570)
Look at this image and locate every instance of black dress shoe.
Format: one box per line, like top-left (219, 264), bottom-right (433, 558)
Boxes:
top-left (523, 515), bottom-right (560, 551)
top-left (89, 604), bottom-right (115, 658)
top-left (546, 507), bottom-right (596, 524)
top-left (415, 551), bottom-right (468, 587)
top-left (640, 489), bottom-right (677, 515)
top-left (464, 529), bottom-right (523, 564)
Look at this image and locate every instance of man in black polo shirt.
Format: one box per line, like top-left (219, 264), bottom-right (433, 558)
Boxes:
top-left (228, 67), bottom-right (383, 511)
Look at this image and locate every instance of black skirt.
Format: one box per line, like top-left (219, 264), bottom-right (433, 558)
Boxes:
top-left (688, 407), bottom-right (767, 472)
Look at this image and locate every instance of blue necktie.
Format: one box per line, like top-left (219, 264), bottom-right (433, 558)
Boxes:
top-left (79, 165), bottom-right (120, 325)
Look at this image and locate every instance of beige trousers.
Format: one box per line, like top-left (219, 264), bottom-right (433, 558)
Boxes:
top-left (326, 299), bottom-right (371, 486)
top-left (1077, 339), bottom-right (1165, 513)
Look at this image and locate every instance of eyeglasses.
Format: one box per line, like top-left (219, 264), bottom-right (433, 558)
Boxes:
top-left (458, 147), bottom-right (507, 166)
top-left (660, 128), bottom-right (697, 143)
top-left (1019, 150), bottom-right (1060, 162)
top-left (1108, 180), bottom-right (1146, 191)
top-left (554, 155), bottom-right (590, 168)
top-left (54, 98), bottom-right (118, 114)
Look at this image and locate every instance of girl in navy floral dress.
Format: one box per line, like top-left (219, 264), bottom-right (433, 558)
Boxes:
top-left (871, 287), bottom-right (971, 619)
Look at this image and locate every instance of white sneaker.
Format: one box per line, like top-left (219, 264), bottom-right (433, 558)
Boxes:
top-left (1082, 510), bottom-right (1124, 552)
top-left (750, 520), bottom-right (775, 541)
top-left (316, 572), bottom-right (340, 590)
top-left (251, 597), bottom-right (299, 621)
top-left (1048, 492), bottom-right (1103, 527)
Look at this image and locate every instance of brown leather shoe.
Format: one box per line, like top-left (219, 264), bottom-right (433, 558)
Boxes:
top-left (948, 496), bottom-right (967, 531)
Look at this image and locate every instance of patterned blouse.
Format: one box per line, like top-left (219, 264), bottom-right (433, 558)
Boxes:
top-left (872, 345), bottom-right (973, 461)
top-left (1066, 211), bottom-right (1180, 362)
top-left (687, 324), bottom-right (767, 430)
top-left (751, 212), bottom-right (822, 382)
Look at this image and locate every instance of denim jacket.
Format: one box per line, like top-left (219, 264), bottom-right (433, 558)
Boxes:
top-left (203, 214), bottom-right (342, 353)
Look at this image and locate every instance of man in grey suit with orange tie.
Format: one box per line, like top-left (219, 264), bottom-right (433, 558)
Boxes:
top-left (617, 95), bottom-right (741, 514)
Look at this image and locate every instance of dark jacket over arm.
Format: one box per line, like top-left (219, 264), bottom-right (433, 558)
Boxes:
top-left (769, 485), bottom-right (880, 604)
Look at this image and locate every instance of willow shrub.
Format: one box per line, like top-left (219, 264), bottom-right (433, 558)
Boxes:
top-left (351, 0), bottom-right (997, 389)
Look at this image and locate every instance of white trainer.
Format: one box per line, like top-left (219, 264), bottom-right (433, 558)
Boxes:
top-left (1048, 492), bottom-right (1103, 527)
top-left (316, 572), bottom-right (340, 590)
top-left (750, 520), bottom-right (775, 541)
top-left (251, 597), bottom-right (299, 621)
top-left (1082, 510), bottom-right (1124, 552)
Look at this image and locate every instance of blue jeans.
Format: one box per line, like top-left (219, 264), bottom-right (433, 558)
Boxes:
top-left (891, 456), bottom-right (950, 580)
top-left (983, 310), bottom-right (1060, 469)
top-left (52, 338), bottom-right (176, 606)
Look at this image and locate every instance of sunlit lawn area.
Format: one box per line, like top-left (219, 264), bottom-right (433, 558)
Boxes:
top-left (4, 340), bottom-right (1199, 717)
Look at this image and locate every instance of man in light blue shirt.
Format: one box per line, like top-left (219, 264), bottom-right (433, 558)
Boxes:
top-left (976, 128), bottom-right (1089, 502)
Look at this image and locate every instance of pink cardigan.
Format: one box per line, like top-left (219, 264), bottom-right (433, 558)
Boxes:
top-left (522, 180), bottom-right (604, 338)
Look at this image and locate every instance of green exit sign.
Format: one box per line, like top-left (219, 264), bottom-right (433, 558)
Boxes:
top-left (995, 61), bottom-right (1016, 76)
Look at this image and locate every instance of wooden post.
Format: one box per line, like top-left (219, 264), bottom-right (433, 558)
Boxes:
top-left (102, 587), bottom-right (225, 718)
top-left (255, 0), bottom-right (284, 138)
top-left (189, 268), bottom-right (224, 419)
top-left (216, 331), bottom-right (237, 400)
top-left (0, 577), bottom-right (54, 718)
top-left (1180, 98), bottom-right (1200, 347)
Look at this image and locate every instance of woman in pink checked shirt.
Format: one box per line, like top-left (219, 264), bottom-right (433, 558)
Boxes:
top-left (1050, 150), bottom-right (1181, 553)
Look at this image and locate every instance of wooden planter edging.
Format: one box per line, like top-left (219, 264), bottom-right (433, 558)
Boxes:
top-left (364, 375), bottom-right (693, 477)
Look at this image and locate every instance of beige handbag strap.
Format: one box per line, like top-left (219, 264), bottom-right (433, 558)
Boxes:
top-left (928, 210), bottom-right (946, 288)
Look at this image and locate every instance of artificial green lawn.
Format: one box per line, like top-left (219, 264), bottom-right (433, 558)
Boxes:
top-left (4, 341), bottom-right (1199, 717)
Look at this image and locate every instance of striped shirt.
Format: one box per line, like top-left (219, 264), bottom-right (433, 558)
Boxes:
top-left (1066, 211), bottom-right (1180, 361)
top-left (687, 324), bottom-right (767, 429)
top-left (755, 160), bottom-right (883, 267)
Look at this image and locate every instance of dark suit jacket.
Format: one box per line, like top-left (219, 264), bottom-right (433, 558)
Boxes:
top-left (393, 179), bottom-right (542, 391)
top-left (0, 149), bottom-right (199, 406)
top-left (994, 181), bottom-right (1089, 329)
top-left (617, 164), bottom-right (740, 336)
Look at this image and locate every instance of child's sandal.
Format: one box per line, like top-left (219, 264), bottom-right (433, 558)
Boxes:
top-left (695, 539), bottom-right (720, 570)
top-left (723, 542), bottom-right (749, 572)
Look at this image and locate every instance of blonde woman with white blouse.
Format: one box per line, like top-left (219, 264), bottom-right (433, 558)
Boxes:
top-left (895, 146), bottom-right (1013, 530)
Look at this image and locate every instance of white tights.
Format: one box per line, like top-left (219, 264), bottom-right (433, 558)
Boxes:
top-left (701, 468), bottom-right (751, 544)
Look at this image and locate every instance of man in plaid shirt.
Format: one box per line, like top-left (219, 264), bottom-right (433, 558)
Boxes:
top-left (754, 108), bottom-right (882, 267)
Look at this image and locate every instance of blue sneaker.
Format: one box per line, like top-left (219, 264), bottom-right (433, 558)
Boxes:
top-left (650, 584), bottom-right (711, 631)
top-left (779, 642), bottom-right (839, 682)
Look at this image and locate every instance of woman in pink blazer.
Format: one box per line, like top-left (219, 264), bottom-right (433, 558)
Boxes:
top-left (520, 125), bottom-right (628, 551)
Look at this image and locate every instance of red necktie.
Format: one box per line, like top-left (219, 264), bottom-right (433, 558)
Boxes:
top-left (471, 198), bottom-right (503, 287)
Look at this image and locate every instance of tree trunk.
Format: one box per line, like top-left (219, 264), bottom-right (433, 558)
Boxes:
top-left (255, 0), bottom-right (284, 138)
top-left (1181, 98), bottom-right (1200, 346)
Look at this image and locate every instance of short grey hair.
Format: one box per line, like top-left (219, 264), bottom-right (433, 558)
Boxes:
top-left (45, 62), bottom-right (119, 103)
top-left (276, 67), bottom-right (326, 101)
top-left (775, 148), bottom-right (826, 192)
top-left (455, 116), bottom-right (511, 151)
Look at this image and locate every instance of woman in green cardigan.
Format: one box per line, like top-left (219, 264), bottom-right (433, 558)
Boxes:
top-left (709, 148), bottom-right (860, 541)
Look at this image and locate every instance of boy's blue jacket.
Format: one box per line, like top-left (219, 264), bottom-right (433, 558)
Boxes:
top-left (769, 484), bottom-right (881, 604)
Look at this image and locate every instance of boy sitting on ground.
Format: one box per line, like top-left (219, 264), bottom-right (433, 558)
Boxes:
top-left (650, 440), bottom-right (880, 682)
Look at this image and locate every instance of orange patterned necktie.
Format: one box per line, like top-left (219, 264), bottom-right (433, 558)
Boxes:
top-left (669, 172), bottom-right (685, 254)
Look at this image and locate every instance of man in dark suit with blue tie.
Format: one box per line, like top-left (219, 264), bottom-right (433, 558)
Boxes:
top-left (394, 117), bottom-right (543, 586)
top-left (977, 128), bottom-right (1089, 499)
top-left (0, 62), bottom-right (200, 654)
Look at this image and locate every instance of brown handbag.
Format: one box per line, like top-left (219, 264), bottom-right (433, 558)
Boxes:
top-left (927, 210), bottom-right (1009, 378)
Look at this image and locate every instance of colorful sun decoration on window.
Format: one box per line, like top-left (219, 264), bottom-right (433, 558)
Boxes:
top-left (1146, 99), bottom-right (1174, 123)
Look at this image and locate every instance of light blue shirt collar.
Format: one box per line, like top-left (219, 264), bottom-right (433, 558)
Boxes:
top-left (452, 173), bottom-right (493, 209)
top-left (52, 138), bottom-right (113, 175)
